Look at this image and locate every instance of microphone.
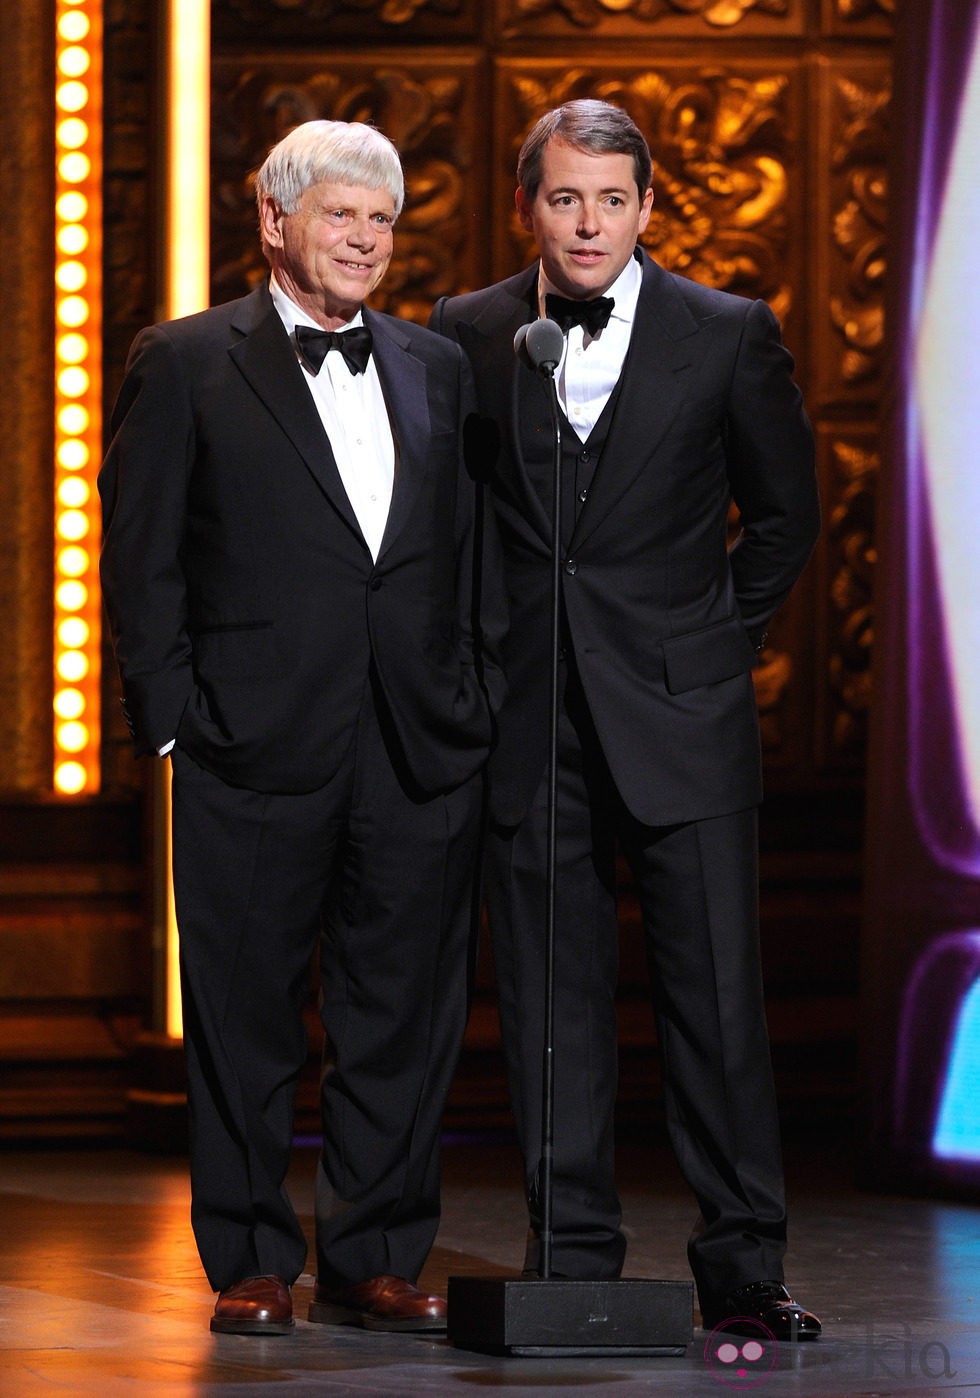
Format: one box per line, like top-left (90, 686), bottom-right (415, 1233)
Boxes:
top-left (514, 317), bottom-right (566, 375)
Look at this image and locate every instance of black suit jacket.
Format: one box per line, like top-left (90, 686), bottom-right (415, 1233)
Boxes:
top-left (430, 251), bottom-right (819, 826)
top-left (99, 283), bottom-right (505, 796)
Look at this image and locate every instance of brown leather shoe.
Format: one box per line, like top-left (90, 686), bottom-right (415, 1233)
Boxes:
top-left (308, 1274), bottom-right (447, 1332)
top-left (210, 1274), bottom-right (294, 1335)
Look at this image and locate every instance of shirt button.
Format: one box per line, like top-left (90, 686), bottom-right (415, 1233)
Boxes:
top-left (564, 558), bottom-right (577, 575)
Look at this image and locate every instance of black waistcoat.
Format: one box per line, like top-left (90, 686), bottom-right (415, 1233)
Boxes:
top-left (519, 364), bottom-right (627, 550)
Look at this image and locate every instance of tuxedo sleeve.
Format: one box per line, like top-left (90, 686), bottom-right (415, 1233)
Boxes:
top-left (724, 298), bottom-right (820, 646)
top-left (98, 325), bottom-right (196, 754)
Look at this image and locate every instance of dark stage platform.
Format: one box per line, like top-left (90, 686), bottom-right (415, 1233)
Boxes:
top-left (1, 1131), bottom-right (978, 1395)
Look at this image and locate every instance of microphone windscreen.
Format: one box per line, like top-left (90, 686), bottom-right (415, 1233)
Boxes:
top-left (513, 323), bottom-right (531, 356)
top-left (524, 317), bottom-right (565, 371)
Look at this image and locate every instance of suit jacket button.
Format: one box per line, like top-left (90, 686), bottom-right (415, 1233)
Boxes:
top-left (370, 577), bottom-right (383, 591)
top-left (564, 558), bottom-right (577, 575)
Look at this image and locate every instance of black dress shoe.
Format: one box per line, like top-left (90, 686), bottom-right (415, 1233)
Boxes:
top-left (210, 1274), bottom-right (294, 1335)
top-left (702, 1280), bottom-right (821, 1341)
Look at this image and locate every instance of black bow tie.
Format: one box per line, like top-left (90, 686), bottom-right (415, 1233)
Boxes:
top-left (295, 323), bottom-right (373, 376)
top-left (545, 293), bottom-right (615, 338)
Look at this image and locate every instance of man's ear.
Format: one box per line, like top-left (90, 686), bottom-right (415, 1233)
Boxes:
top-left (637, 184), bottom-right (654, 235)
top-left (515, 186), bottom-right (534, 234)
top-left (259, 195), bottom-right (284, 248)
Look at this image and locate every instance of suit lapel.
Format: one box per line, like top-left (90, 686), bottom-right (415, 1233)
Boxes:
top-left (227, 285), bottom-right (363, 541)
top-left (569, 253), bottom-right (699, 551)
top-left (365, 309), bottom-right (431, 560)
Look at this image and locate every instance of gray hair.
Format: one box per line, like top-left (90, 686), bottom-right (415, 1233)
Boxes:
top-left (255, 120), bottom-right (405, 222)
top-left (517, 100), bottom-right (653, 203)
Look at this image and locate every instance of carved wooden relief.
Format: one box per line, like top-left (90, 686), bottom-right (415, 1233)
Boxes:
top-left (822, 0), bottom-right (894, 38)
top-left (813, 57), bottom-right (889, 407)
top-left (212, 0), bottom-right (481, 43)
top-left (494, 59), bottom-right (802, 331)
top-left (750, 518), bottom-right (815, 771)
top-left (210, 54), bottom-right (488, 318)
top-left (754, 644), bottom-right (796, 759)
top-left (819, 428), bottom-right (877, 767)
top-left (500, 0), bottom-right (805, 38)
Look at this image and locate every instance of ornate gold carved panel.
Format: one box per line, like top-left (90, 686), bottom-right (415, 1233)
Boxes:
top-left (816, 426), bottom-right (876, 769)
top-left (753, 644), bottom-right (796, 758)
top-left (210, 52), bottom-right (489, 316)
top-left (813, 56), bottom-right (889, 408)
top-left (822, 0), bottom-right (894, 39)
top-left (493, 58), bottom-right (804, 337)
top-left (499, 0), bottom-right (805, 39)
top-left (212, 0), bottom-right (482, 42)
top-left (752, 548), bottom-right (817, 774)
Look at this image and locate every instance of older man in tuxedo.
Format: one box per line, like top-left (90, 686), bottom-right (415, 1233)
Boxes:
top-left (100, 119), bottom-right (504, 1336)
top-left (430, 99), bottom-right (821, 1339)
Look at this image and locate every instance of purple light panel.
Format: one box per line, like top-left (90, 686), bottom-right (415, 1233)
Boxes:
top-left (910, 12), bottom-right (980, 877)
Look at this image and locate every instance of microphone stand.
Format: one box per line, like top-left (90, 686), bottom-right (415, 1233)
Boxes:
top-left (446, 319), bottom-right (693, 1356)
top-left (535, 320), bottom-right (563, 1282)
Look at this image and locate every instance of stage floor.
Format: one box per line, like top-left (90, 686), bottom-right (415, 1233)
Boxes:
top-left (1, 1131), bottom-right (978, 1396)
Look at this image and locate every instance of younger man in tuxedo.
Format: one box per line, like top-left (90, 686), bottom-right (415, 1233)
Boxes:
top-left (430, 99), bottom-right (821, 1339)
top-left (100, 120), bottom-right (504, 1335)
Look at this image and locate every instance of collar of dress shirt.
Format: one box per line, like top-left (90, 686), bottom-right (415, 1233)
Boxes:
top-left (268, 274), bottom-right (365, 342)
top-left (537, 248), bottom-right (643, 329)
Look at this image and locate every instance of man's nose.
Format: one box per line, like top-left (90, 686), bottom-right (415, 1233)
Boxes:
top-left (576, 202), bottom-right (601, 236)
top-left (347, 216), bottom-right (377, 248)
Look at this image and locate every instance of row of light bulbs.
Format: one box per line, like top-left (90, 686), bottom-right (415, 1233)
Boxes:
top-left (53, 0), bottom-right (102, 795)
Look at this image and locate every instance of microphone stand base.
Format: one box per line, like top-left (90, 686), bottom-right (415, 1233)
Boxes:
top-left (446, 1275), bottom-right (693, 1356)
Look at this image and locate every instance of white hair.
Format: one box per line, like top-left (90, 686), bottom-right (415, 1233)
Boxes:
top-left (255, 120), bottom-right (405, 221)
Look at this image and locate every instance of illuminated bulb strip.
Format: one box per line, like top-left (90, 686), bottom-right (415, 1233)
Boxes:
top-left (53, 0), bottom-right (102, 796)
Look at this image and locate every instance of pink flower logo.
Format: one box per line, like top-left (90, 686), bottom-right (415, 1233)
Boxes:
top-left (704, 1318), bottom-right (778, 1389)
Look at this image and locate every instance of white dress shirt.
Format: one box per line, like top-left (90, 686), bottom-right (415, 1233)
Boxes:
top-left (538, 253), bottom-right (642, 442)
top-left (270, 276), bottom-right (395, 562)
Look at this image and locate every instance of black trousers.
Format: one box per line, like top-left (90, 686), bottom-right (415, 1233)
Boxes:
top-left (171, 681), bottom-right (483, 1293)
top-left (485, 666), bottom-right (787, 1311)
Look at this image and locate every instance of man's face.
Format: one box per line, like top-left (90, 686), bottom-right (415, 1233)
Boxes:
top-left (516, 138), bottom-right (653, 300)
top-left (260, 179), bottom-right (396, 328)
